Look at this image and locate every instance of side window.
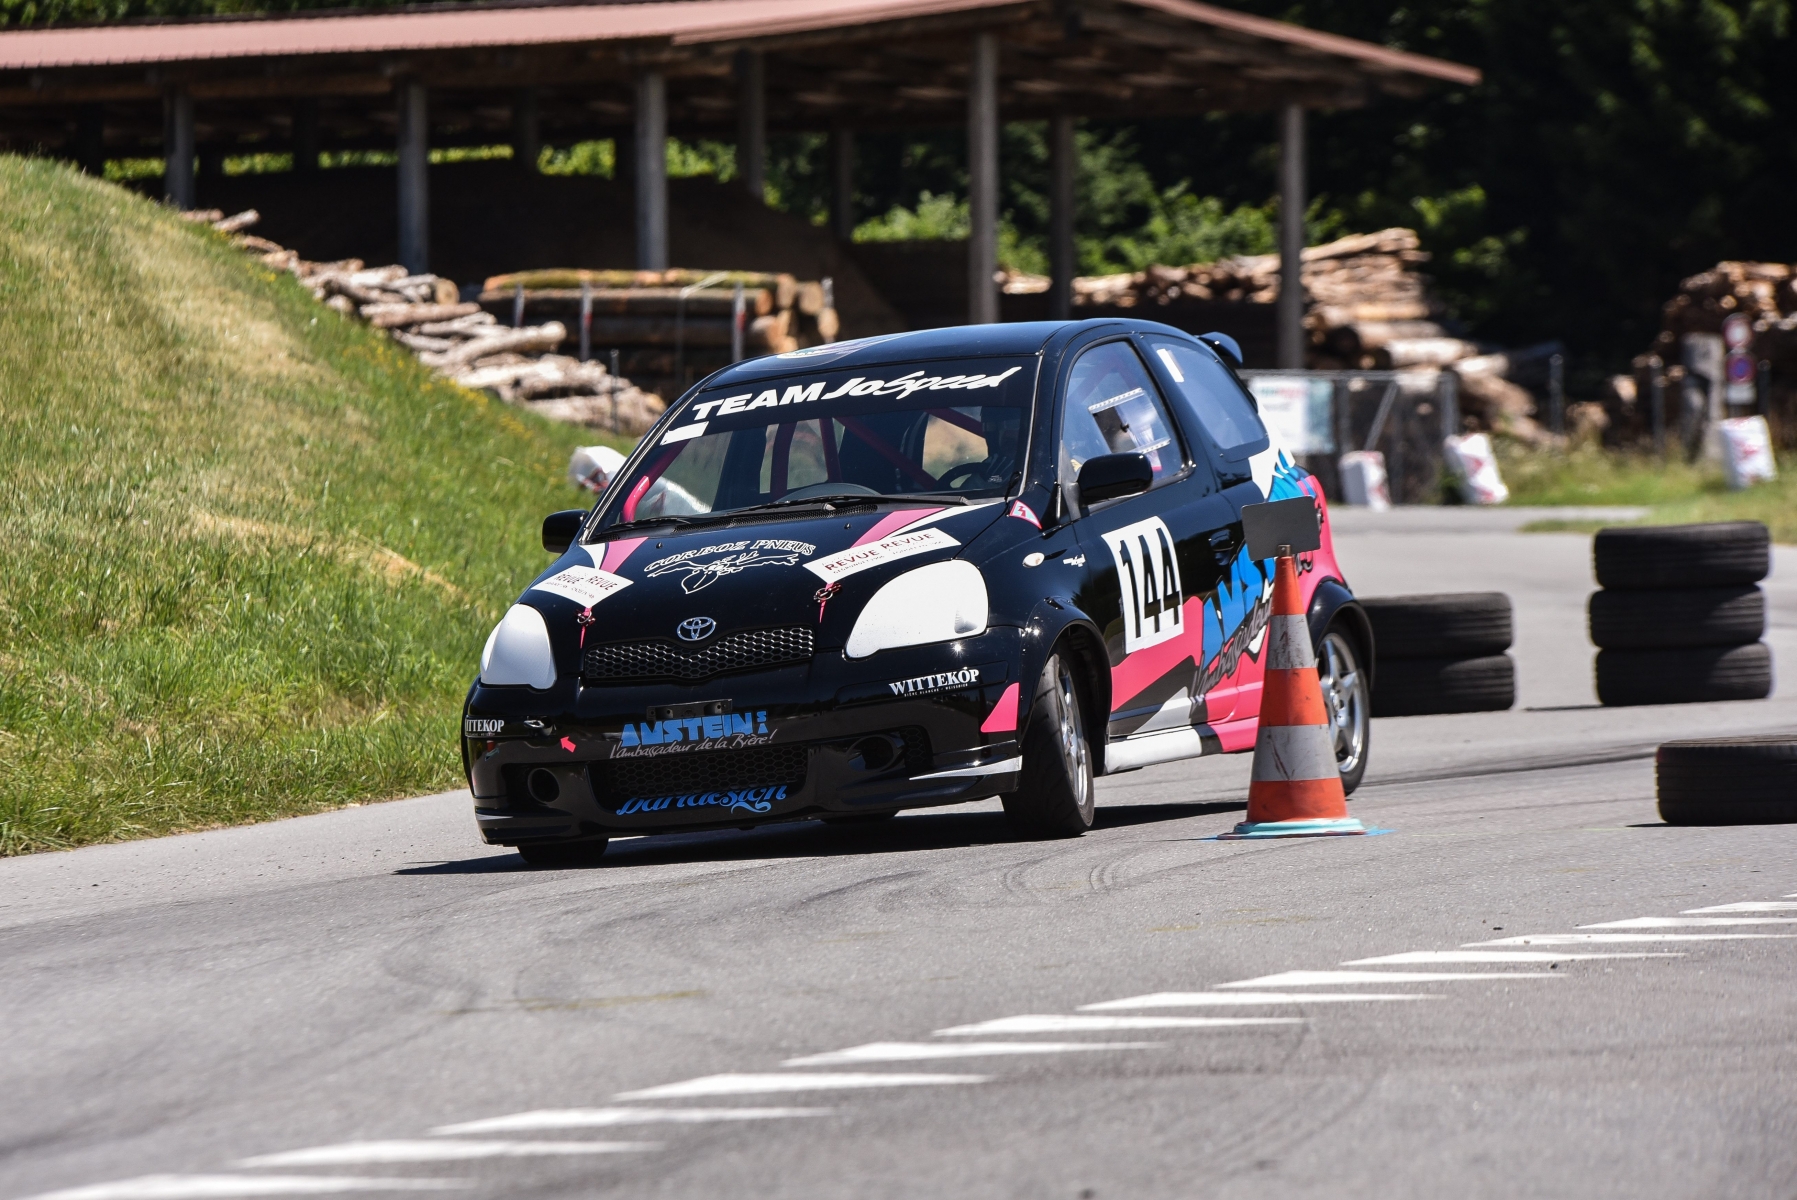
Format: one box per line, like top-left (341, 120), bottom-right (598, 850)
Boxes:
top-left (1060, 341), bottom-right (1183, 496)
top-left (1145, 336), bottom-right (1269, 461)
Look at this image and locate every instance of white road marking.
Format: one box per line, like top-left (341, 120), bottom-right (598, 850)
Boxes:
top-left (1079, 992), bottom-right (1435, 1011)
top-left (782, 1042), bottom-right (1156, 1066)
top-left (1574, 926), bottom-right (1797, 934)
top-left (614, 1073), bottom-right (988, 1100)
top-left (1219, 970), bottom-right (1557, 988)
top-left (1340, 951), bottom-right (1677, 965)
top-left (430, 1108), bottom-right (826, 1135)
top-left (27, 1179), bottom-right (467, 1200)
top-left (1470, 933), bottom-right (1797, 946)
top-left (239, 1142), bottom-right (651, 1167)
top-left (933, 1014), bottom-right (1300, 1035)
top-left (1683, 902), bottom-right (1797, 913)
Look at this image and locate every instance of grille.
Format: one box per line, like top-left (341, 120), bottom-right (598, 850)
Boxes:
top-left (583, 626), bottom-right (814, 683)
top-left (593, 743), bottom-right (810, 800)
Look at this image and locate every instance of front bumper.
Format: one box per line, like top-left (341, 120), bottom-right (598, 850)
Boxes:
top-left (464, 628), bottom-right (1022, 843)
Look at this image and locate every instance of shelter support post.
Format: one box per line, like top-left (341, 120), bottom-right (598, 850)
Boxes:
top-left (967, 31), bottom-right (999, 325)
top-left (74, 104), bottom-right (104, 176)
top-left (162, 87), bottom-right (195, 210)
top-left (1276, 102), bottom-right (1305, 368)
top-left (634, 70), bottom-right (668, 271)
top-left (513, 87), bottom-right (539, 171)
top-left (829, 128), bottom-right (855, 241)
top-left (735, 50), bottom-right (765, 202)
top-left (292, 98), bottom-right (318, 172)
top-left (396, 81), bottom-right (430, 274)
top-left (1048, 112), bottom-right (1075, 321)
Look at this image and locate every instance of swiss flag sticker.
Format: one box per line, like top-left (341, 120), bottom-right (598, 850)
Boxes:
top-left (1008, 501), bottom-right (1041, 529)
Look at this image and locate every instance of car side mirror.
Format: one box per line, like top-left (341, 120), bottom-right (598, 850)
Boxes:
top-left (1075, 453), bottom-right (1154, 508)
top-left (542, 509), bottom-right (588, 554)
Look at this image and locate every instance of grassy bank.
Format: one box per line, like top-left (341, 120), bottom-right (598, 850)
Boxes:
top-left (1500, 441), bottom-right (1797, 543)
top-left (0, 157), bottom-right (621, 854)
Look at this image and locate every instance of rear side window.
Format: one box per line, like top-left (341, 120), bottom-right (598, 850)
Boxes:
top-left (1060, 341), bottom-right (1182, 490)
top-left (1146, 337), bottom-right (1268, 460)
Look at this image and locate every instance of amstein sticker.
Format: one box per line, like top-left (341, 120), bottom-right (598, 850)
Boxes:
top-left (1103, 515), bottom-right (1184, 654)
top-left (530, 565), bottom-right (633, 608)
top-left (615, 711), bottom-right (774, 757)
top-left (463, 717), bottom-right (505, 736)
top-left (804, 527), bottom-right (959, 584)
top-left (888, 666), bottom-right (982, 697)
top-left (614, 785), bottom-right (791, 817)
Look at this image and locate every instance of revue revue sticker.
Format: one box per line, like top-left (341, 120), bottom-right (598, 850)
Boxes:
top-left (804, 526), bottom-right (959, 584)
top-left (529, 565), bottom-right (633, 608)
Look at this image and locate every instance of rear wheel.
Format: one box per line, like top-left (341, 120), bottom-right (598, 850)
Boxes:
top-left (516, 838), bottom-right (609, 868)
top-left (1318, 626), bottom-right (1371, 796)
top-left (1001, 652), bottom-right (1095, 839)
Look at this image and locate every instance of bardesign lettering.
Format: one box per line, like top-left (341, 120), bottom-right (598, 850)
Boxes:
top-left (888, 667), bottom-right (982, 697)
top-left (463, 718), bottom-right (504, 736)
top-left (614, 785), bottom-right (792, 816)
top-left (642, 538), bottom-right (817, 593)
top-left (1103, 516), bottom-right (1184, 654)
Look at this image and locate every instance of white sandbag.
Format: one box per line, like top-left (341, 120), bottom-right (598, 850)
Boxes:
top-left (1338, 450), bottom-right (1391, 510)
top-left (1443, 433), bottom-right (1510, 505)
top-left (569, 445), bottom-right (627, 493)
top-left (1719, 415), bottom-right (1777, 490)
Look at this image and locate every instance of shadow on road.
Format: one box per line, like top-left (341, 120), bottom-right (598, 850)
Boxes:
top-left (395, 798), bottom-right (1245, 875)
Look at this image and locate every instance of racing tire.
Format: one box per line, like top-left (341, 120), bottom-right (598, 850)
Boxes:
top-left (1593, 522), bottom-right (1769, 591)
top-left (1372, 654), bottom-right (1515, 718)
top-left (1657, 737), bottom-right (1797, 825)
top-left (1588, 585), bottom-right (1765, 650)
top-left (1360, 593), bottom-right (1513, 658)
top-left (1595, 642), bottom-right (1773, 707)
top-left (516, 838), bottom-right (610, 868)
top-left (1001, 652), bottom-right (1096, 839)
top-left (1319, 624), bottom-right (1371, 797)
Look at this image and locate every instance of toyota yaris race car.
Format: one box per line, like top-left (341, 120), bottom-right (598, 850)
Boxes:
top-left (463, 319), bottom-right (1372, 864)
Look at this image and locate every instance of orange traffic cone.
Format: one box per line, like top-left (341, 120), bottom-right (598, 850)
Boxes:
top-left (1221, 550), bottom-right (1365, 839)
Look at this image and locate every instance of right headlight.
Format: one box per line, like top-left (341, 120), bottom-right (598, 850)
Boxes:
top-left (844, 560), bottom-right (989, 660)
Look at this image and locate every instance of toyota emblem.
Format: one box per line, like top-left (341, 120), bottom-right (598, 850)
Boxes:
top-left (677, 616), bottom-right (717, 642)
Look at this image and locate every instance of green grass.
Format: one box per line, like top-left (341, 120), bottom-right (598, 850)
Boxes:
top-left (1499, 440), bottom-right (1797, 542)
top-left (0, 156), bottom-right (629, 854)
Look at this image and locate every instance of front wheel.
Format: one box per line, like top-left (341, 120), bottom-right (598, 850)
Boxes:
top-left (1001, 652), bottom-right (1096, 839)
top-left (1318, 626), bottom-right (1370, 795)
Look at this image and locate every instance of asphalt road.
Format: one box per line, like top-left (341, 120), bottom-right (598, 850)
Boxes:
top-left (5, 510), bottom-right (1796, 1200)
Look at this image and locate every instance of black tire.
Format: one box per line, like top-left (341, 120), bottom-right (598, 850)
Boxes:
top-left (1593, 522), bottom-right (1769, 590)
top-left (1595, 643), bottom-right (1773, 707)
top-left (1657, 737), bottom-right (1797, 825)
top-left (1001, 651), bottom-right (1096, 839)
top-left (1361, 593), bottom-right (1513, 658)
top-left (516, 838), bottom-right (610, 867)
top-left (1588, 586), bottom-right (1765, 650)
top-left (1372, 654), bottom-right (1515, 717)
top-left (1318, 624), bottom-right (1371, 796)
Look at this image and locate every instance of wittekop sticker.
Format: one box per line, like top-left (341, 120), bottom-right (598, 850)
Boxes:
top-left (614, 785), bottom-right (792, 817)
top-left (889, 666), bottom-right (982, 697)
top-left (463, 717), bottom-right (505, 736)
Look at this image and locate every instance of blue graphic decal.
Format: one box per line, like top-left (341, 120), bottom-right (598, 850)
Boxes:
top-left (616, 784), bottom-right (791, 816)
top-left (621, 711), bottom-right (769, 746)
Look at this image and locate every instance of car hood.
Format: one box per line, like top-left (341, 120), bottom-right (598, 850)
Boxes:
top-left (528, 500), bottom-right (1010, 649)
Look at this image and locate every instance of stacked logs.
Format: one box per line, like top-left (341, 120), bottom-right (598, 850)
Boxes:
top-left (180, 208), bottom-right (665, 436)
top-left (481, 269), bottom-right (842, 402)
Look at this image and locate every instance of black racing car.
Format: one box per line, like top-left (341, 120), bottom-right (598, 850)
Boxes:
top-left (464, 319), bottom-right (1372, 864)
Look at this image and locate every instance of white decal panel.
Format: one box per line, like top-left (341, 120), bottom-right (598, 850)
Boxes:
top-left (1102, 515), bottom-right (1184, 654)
top-left (529, 565), bottom-right (633, 608)
top-left (804, 527), bottom-right (960, 584)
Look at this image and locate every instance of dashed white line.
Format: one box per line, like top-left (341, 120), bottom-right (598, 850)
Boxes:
top-left (782, 1042), bottom-right (1156, 1066)
top-left (1079, 992), bottom-right (1434, 1011)
top-left (27, 1178), bottom-right (468, 1200)
top-left (430, 1108), bottom-right (826, 1135)
top-left (1469, 933), bottom-right (1797, 946)
top-left (1579, 917), bottom-right (1797, 928)
top-left (614, 1073), bottom-right (988, 1100)
top-left (238, 1142), bottom-right (651, 1167)
top-left (1340, 951), bottom-right (1677, 965)
top-left (1682, 902), bottom-right (1797, 913)
top-left (933, 1014), bottom-right (1301, 1035)
top-left (1219, 970), bottom-right (1558, 987)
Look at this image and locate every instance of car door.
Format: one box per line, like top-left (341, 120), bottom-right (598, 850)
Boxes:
top-left (1054, 337), bottom-right (1234, 741)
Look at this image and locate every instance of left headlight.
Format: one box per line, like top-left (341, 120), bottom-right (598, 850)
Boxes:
top-left (845, 560), bottom-right (988, 660)
top-left (480, 604), bottom-right (557, 689)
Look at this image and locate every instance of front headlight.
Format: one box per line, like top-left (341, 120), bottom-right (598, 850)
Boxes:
top-left (480, 604), bottom-right (557, 689)
top-left (845, 560), bottom-right (989, 659)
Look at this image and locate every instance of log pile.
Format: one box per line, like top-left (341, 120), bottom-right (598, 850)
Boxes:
top-left (480, 269), bottom-right (841, 402)
top-left (181, 208), bottom-right (666, 436)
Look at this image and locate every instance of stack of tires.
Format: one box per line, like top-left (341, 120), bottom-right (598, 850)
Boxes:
top-left (1589, 522), bottom-right (1773, 707)
top-left (1361, 594), bottom-right (1516, 716)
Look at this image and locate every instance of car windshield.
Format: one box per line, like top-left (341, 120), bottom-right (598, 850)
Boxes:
top-left (595, 356), bottom-right (1035, 531)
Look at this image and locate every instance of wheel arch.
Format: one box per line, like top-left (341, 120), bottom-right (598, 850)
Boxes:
top-left (1020, 603), bottom-right (1112, 773)
top-left (1308, 577), bottom-right (1373, 692)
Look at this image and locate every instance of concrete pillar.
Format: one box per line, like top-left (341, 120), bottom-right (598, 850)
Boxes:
top-left (829, 128), bottom-right (855, 241)
top-left (966, 32), bottom-right (999, 325)
top-left (735, 50), bottom-right (765, 202)
top-left (634, 70), bottom-right (668, 271)
top-left (1276, 102), bottom-right (1306, 369)
top-left (292, 98), bottom-right (319, 172)
top-left (162, 88), bottom-right (195, 209)
top-left (512, 88), bottom-right (539, 171)
top-left (74, 104), bottom-right (105, 176)
top-left (397, 81), bottom-right (430, 275)
top-left (1048, 112), bottom-right (1075, 321)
